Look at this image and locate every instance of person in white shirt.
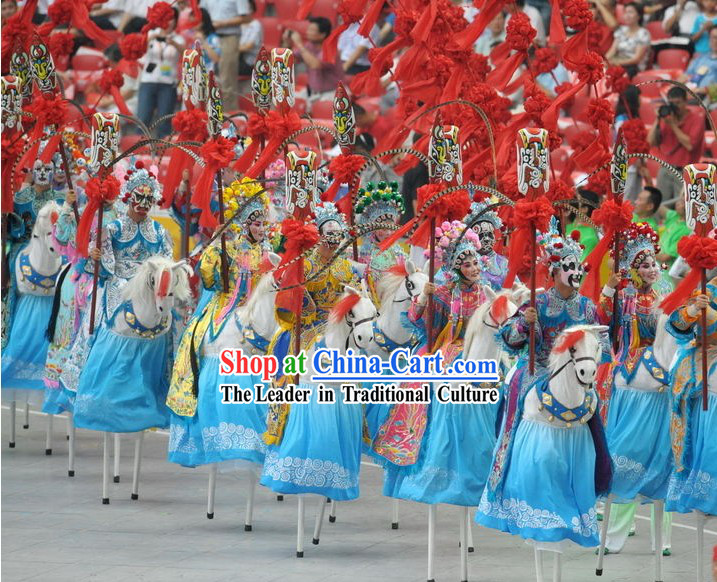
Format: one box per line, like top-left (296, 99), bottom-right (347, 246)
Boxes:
top-left (338, 22), bottom-right (379, 75)
top-left (238, 0), bottom-right (263, 75)
top-left (136, 7), bottom-right (185, 138)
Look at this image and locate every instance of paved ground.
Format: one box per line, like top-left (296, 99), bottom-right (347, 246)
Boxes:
top-left (2, 406), bottom-right (715, 582)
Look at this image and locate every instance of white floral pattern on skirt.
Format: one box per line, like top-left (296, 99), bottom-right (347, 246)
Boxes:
top-left (262, 450), bottom-right (357, 490)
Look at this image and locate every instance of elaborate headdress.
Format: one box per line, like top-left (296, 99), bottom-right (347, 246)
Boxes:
top-left (615, 222), bottom-right (660, 273)
top-left (355, 181), bottom-right (404, 226)
top-left (314, 201), bottom-right (347, 231)
top-left (224, 177), bottom-right (270, 236)
top-left (430, 220), bottom-right (482, 271)
top-left (464, 199), bottom-right (503, 230)
top-left (537, 217), bottom-right (585, 270)
top-left (120, 159), bottom-right (162, 207)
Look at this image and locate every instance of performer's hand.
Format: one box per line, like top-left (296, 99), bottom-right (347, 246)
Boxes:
top-left (523, 307), bottom-right (538, 324)
top-left (606, 272), bottom-right (621, 289)
top-left (65, 190), bottom-right (76, 206)
top-left (90, 247), bottom-right (101, 262)
top-left (687, 294), bottom-right (710, 316)
top-left (422, 282), bottom-right (435, 296)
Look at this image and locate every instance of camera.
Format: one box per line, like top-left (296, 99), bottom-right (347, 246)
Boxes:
top-left (658, 103), bottom-right (677, 118)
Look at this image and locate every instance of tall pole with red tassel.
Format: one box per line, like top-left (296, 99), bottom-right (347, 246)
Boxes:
top-left (609, 131), bottom-right (629, 353)
top-left (516, 128), bottom-right (550, 375)
top-left (426, 118), bottom-right (463, 353)
top-left (332, 82), bottom-right (358, 261)
top-left (87, 112), bottom-right (120, 336)
top-left (683, 163), bottom-right (717, 411)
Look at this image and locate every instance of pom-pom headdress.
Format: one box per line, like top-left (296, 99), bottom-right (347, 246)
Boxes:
top-left (355, 181), bottom-right (404, 226)
top-left (430, 220), bottom-right (482, 271)
top-left (615, 222), bottom-right (659, 273)
top-left (537, 216), bottom-right (585, 270)
top-left (224, 177), bottom-right (270, 236)
top-left (120, 159), bottom-right (161, 207)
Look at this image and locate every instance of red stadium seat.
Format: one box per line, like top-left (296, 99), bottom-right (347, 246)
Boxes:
top-left (633, 70), bottom-right (671, 98)
top-left (639, 100), bottom-right (658, 125)
top-left (71, 51), bottom-right (109, 71)
top-left (310, 99), bottom-right (334, 118)
top-left (275, 0), bottom-right (337, 24)
top-left (646, 21), bottom-right (669, 41)
top-left (260, 17), bottom-right (282, 48)
top-left (656, 49), bottom-right (690, 70)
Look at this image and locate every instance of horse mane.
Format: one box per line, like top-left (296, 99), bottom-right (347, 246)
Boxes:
top-left (236, 272), bottom-right (274, 325)
top-left (376, 269), bottom-right (407, 305)
top-left (329, 292), bottom-right (361, 324)
top-left (548, 325), bottom-right (597, 372)
top-left (122, 259), bottom-right (160, 304)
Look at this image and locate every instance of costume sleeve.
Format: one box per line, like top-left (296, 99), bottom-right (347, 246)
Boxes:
top-left (667, 293), bottom-right (701, 339)
top-left (199, 243), bottom-right (222, 291)
top-left (499, 301), bottom-right (538, 356)
top-left (585, 298), bottom-right (612, 362)
top-left (54, 202), bottom-right (77, 246)
top-left (85, 221), bottom-right (115, 279)
top-left (160, 224), bottom-right (174, 258)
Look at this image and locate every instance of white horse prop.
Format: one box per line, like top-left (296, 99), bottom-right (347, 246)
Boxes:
top-left (200, 255), bottom-right (282, 528)
top-left (2, 201), bottom-right (64, 452)
top-left (71, 255), bottom-right (191, 504)
top-left (596, 312), bottom-right (679, 582)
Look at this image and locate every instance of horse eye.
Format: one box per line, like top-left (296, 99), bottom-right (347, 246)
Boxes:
top-left (150, 276), bottom-right (155, 286)
top-left (407, 281), bottom-right (414, 290)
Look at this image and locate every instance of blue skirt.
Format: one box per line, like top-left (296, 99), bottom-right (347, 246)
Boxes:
top-left (1, 293), bottom-right (53, 392)
top-left (168, 355), bottom-right (268, 467)
top-left (383, 397), bottom-right (500, 506)
top-left (606, 387), bottom-right (672, 502)
top-left (476, 419), bottom-right (600, 547)
top-left (666, 391), bottom-right (717, 515)
top-left (260, 385), bottom-right (364, 500)
top-left (73, 326), bottom-right (170, 433)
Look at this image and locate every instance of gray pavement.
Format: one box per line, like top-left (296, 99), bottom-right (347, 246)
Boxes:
top-left (2, 406), bottom-right (714, 582)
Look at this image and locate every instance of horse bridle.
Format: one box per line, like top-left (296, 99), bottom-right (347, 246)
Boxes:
top-left (392, 275), bottom-right (421, 304)
top-left (549, 346), bottom-right (597, 387)
top-left (345, 308), bottom-right (377, 350)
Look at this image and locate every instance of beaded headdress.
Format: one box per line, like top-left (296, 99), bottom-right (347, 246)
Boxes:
top-left (224, 177), bottom-right (270, 236)
top-left (615, 222), bottom-right (660, 273)
top-left (537, 216), bottom-right (585, 269)
top-left (314, 201), bottom-right (347, 231)
top-left (355, 181), bottom-right (404, 226)
top-left (464, 199), bottom-right (503, 230)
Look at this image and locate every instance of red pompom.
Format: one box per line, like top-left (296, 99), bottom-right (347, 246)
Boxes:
top-left (678, 234), bottom-right (717, 270)
top-left (281, 218), bottom-right (320, 255)
top-left (98, 69), bottom-right (125, 93)
top-left (47, 0), bottom-right (73, 25)
top-left (119, 33), bottom-right (148, 62)
top-left (48, 32), bottom-right (75, 59)
top-left (586, 98), bottom-right (614, 129)
top-left (606, 66), bottom-right (630, 95)
top-left (200, 136), bottom-right (236, 167)
top-left (592, 197), bottom-right (633, 232)
top-left (532, 47), bottom-right (559, 75)
top-left (572, 51), bottom-right (605, 85)
top-left (512, 196), bottom-right (555, 232)
top-left (506, 12), bottom-right (536, 52)
top-left (621, 119), bottom-right (650, 155)
top-left (172, 109), bottom-right (209, 142)
top-left (328, 153), bottom-right (365, 184)
top-left (24, 92), bottom-right (67, 128)
top-left (562, 0), bottom-right (593, 31)
top-left (144, 2), bottom-right (176, 31)
top-left (570, 230), bottom-right (581, 242)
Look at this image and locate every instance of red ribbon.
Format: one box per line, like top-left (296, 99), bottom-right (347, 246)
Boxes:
top-left (191, 137), bottom-right (237, 229)
top-left (275, 219), bottom-right (319, 315)
top-left (660, 235), bottom-right (717, 313)
top-left (76, 175), bottom-right (121, 256)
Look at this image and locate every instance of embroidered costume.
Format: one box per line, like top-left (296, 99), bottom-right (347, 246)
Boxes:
top-left (260, 203), bottom-right (367, 501)
top-left (665, 278), bottom-right (717, 515)
top-left (476, 220), bottom-right (612, 547)
top-left (168, 178), bottom-right (274, 467)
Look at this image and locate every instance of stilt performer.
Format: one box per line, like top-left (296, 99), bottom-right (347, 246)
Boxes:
top-left (661, 163), bottom-right (717, 410)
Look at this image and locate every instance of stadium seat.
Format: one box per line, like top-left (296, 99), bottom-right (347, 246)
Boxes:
top-left (260, 17), bottom-right (282, 48)
top-left (310, 99), bottom-right (334, 118)
top-left (639, 100), bottom-right (658, 125)
top-left (71, 51), bottom-right (109, 71)
top-left (656, 49), bottom-right (690, 70)
top-left (646, 21), bottom-right (669, 41)
top-left (275, 0), bottom-right (337, 24)
top-left (633, 70), bottom-right (671, 98)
